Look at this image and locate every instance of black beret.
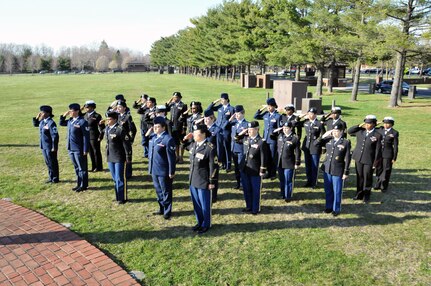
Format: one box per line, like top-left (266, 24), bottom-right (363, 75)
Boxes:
top-left (332, 122), bottom-right (344, 131)
top-left (204, 109), bottom-right (214, 117)
top-left (141, 94), bottom-right (149, 100)
top-left (266, 98), bottom-right (277, 107)
top-left (117, 100), bottom-right (127, 108)
top-left (235, 105), bottom-right (244, 113)
top-left (153, 116), bottom-right (166, 126)
top-left (84, 100), bottom-right (96, 108)
top-left (148, 97), bottom-right (156, 104)
top-left (308, 107), bottom-right (317, 114)
top-left (69, 103), bottom-right (80, 111)
top-left (106, 111), bottom-right (118, 120)
top-left (173, 91), bottom-right (182, 98)
top-left (220, 93), bottom-right (229, 100)
top-left (248, 121), bottom-right (259, 128)
top-left (40, 105), bottom-right (53, 114)
top-left (115, 94), bottom-right (125, 101)
top-left (283, 121), bottom-right (294, 128)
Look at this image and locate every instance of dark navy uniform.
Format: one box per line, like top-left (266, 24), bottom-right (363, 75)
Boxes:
top-left (59, 107), bottom-right (90, 191)
top-left (33, 106), bottom-right (59, 183)
top-left (106, 119), bottom-right (132, 204)
top-left (230, 116), bottom-right (249, 189)
top-left (239, 127), bottom-right (270, 214)
top-left (321, 117), bottom-right (347, 138)
top-left (375, 120), bottom-right (399, 192)
top-left (134, 97), bottom-right (156, 157)
top-left (206, 121), bottom-right (222, 202)
top-left (148, 128), bottom-right (176, 218)
top-left (166, 98), bottom-right (187, 146)
top-left (317, 130), bottom-right (351, 215)
top-left (207, 93), bottom-right (235, 170)
top-left (254, 98), bottom-right (282, 178)
top-left (348, 119), bottom-right (382, 202)
top-left (296, 110), bottom-right (326, 188)
top-left (83, 106), bottom-right (103, 171)
top-left (276, 131), bottom-right (301, 200)
top-left (189, 138), bottom-right (218, 232)
top-left (118, 109), bottom-right (137, 179)
top-left (180, 102), bottom-right (203, 148)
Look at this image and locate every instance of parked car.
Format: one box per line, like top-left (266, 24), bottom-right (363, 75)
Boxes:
top-left (376, 80), bottom-right (410, 95)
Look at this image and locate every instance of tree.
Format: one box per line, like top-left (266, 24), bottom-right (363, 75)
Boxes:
top-left (95, 55), bottom-right (109, 72)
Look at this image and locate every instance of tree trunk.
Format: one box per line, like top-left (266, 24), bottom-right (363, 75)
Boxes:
top-left (226, 66), bottom-right (229, 81)
top-left (247, 64), bottom-right (251, 74)
top-left (295, 65), bottom-right (301, 81)
top-left (328, 61), bottom-right (335, 93)
top-left (351, 58), bottom-right (361, 101)
top-left (397, 52), bottom-right (406, 105)
top-left (316, 67), bottom-right (324, 97)
top-left (389, 51), bottom-right (404, 107)
top-left (217, 66), bottom-right (221, 80)
top-left (231, 66), bottom-right (236, 81)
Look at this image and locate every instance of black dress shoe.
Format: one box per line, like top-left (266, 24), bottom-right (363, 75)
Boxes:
top-left (381, 188), bottom-right (387, 193)
top-left (153, 210), bottom-right (163, 215)
top-left (363, 197), bottom-right (370, 204)
top-left (75, 187), bottom-right (84, 193)
top-left (51, 180), bottom-right (59, 184)
top-left (241, 208), bottom-right (251, 213)
top-left (192, 224), bottom-right (201, 231)
top-left (45, 180), bottom-right (52, 184)
top-left (198, 227), bottom-right (209, 234)
top-left (332, 211), bottom-right (340, 217)
top-left (163, 214), bottom-right (171, 220)
top-left (117, 200), bottom-right (126, 205)
top-left (285, 198), bottom-right (292, 203)
top-left (234, 184), bottom-right (241, 189)
top-left (303, 183), bottom-right (311, 187)
top-left (72, 186), bottom-right (80, 191)
top-left (324, 209), bottom-right (332, 213)
top-left (352, 196), bottom-right (360, 200)
top-left (251, 212), bottom-right (258, 215)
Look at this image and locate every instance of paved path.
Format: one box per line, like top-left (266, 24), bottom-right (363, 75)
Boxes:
top-left (0, 199), bottom-right (139, 286)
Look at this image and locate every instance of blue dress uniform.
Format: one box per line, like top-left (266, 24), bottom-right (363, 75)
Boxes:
top-left (207, 93), bottom-right (235, 170)
top-left (275, 123), bottom-right (301, 201)
top-left (105, 112), bottom-right (133, 204)
top-left (348, 115), bottom-right (382, 203)
top-left (148, 119), bottom-right (176, 218)
top-left (375, 117), bottom-right (399, 192)
top-left (230, 106), bottom-right (248, 189)
top-left (83, 101), bottom-right (103, 172)
top-left (254, 98), bottom-right (282, 178)
top-left (33, 105), bottom-right (59, 183)
top-left (239, 121), bottom-right (270, 214)
top-left (59, 104), bottom-right (90, 192)
top-left (296, 108), bottom-right (326, 188)
top-left (316, 124), bottom-right (351, 215)
top-left (189, 128), bottom-right (218, 233)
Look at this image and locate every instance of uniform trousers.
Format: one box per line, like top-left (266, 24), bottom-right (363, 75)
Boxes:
top-left (42, 149), bottom-right (59, 182)
top-left (240, 172), bottom-right (261, 213)
top-left (108, 162), bottom-right (126, 202)
top-left (355, 161), bottom-right (373, 200)
top-left (375, 158), bottom-right (393, 191)
top-left (323, 172), bottom-right (343, 213)
top-left (141, 128), bottom-right (149, 158)
top-left (218, 132), bottom-right (232, 170)
top-left (68, 151), bottom-right (88, 189)
top-left (152, 174), bottom-right (173, 216)
top-left (232, 152), bottom-right (244, 186)
top-left (278, 168), bottom-right (295, 199)
top-left (89, 139), bottom-right (103, 171)
top-left (267, 141), bottom-right (277, 178)
top-left (190, 186), bottom-right (211, 228)
top-left (303, 149), bottom-right (320, 186)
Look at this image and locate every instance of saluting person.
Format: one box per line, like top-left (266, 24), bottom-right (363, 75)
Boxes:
top-left (207, 93), bottom-right (235, 171)
top-left (348, 115), bottom-right (382, 203)
top-left (59, 103), bottom-right (90, 192)
top-left (33, 105), bottom-right (59, 184)
top-left (83, 100), bottom-right (103, 172)
top-left (147, 117), bottom-right (176, 219)
top-left (280, 104), bottom-right (301, 139)
top-left (320, 107), bottom-right (347, 138)
top-left (239, 121), bottom-right (270, 215)
top-left (375, 117), bottom-right (399, 192)
top-left (317, 123), bottom-right (351, 216)
top-left (105, 112), bottom-right (132, 204)
top-left (166, 92), bottom-right (187, 163)
top-left (188, 125), bottom-right (218, 234)
top-left (116, 100), bottom-right (137, 179)
top-left (229, 105), bottom-right (248, 189)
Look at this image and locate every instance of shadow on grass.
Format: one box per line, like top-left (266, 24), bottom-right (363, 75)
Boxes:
top-left (0, 144), bottom-right (39, 148)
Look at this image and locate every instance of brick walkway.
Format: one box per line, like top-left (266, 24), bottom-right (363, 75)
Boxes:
top-left (0, 200), bottom-right (139, 286)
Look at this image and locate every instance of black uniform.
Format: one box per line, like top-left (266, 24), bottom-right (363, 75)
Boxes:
top-left (118, 112), bottom-right (137, 178)
top-left (348, 126), bottom-right (382, 202)
top-left (83, 111), bottom-right (103, 171)
top-left (276, 132), bottom-right (301, 199)
top-left (280, 114), bottom-right (302, 139)
top-left (321, 117), bottom-right (347, 138)
top-left (375, 127), bottom-right (399, 192)
top-left (166, 101), bottom-right (188, 145)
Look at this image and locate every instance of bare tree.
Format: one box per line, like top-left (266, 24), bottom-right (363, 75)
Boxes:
top-left (96, 55), bottom-right (109, 72)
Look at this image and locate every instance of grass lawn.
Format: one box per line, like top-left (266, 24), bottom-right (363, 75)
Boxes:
top-left (0, 73), bottom-right (430, 286)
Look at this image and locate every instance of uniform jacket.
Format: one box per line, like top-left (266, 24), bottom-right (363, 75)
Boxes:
top-left (321, 117), bottom-right (347, 138)
top-left (189, 140), bottom-right (218, 189)
top-left (280, 114), bottom-right (302, 139)
top-left (118, 113), bottom-right (137, 142)
top-left (208, 102), bottom-right (235, 131)
top-left (276, 133), bottom-right (301, 169)
top-left (348, 125), bottom-right (382, 166)
top-left (230, 119), bottom-right (249, 153)
top-left (240, 135), bottom-right (270, 176)
top-left (166, 101), bottom-right (187, 132)
top-left (105, 123), bottom-right (132, 163)
top-left (376, 127), bottom-right (399, 161)
top-left (83, 111), bottom-right (103, 141)
top-left (296, 118), bottom-right (325, 154)
top-left (59, 115), bottom-right (90, 153)
top-left (148, 131), bottom-right (176, 176)
top-left (254, 110), bottom-right (282, 144)
top-left (207, 123), bottom-right (223, 147)
top-left (317, 136), bottom-right (351, 177)
top-left (181, 113), bottom-right (203, 133)
top-left (33, 117), bottom-right (59, 151)
top-left (135, 104), bottom-right (155, 131)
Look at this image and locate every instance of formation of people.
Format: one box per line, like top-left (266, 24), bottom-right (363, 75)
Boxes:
top-left (33, 92), bottom-right (399, 234)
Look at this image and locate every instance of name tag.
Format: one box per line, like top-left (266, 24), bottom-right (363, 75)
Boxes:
top-left (389, 134), bottom-right (394, 137)
top-left (251, 144), bottom-right (258, 149)
top-left (73, 124), bottom-right (81, 128)
top-left (43, 126), bottom-right (49, 130)
top-left (313, 126), bottom-right (319, 129)
top-left (110, 134), bottom-right (117, 139)
top-left (226, 112), bottom-right (230, 115)
top-left (157, 143), bottom-right (165, 147)
top-left (337, 144), bottom-right (345, 149)
top-left (287, 141), bottom-right (292, 145)
top-left (195, 153), bottom-right (204, 160)
top-left (271, 119), bottom-right (276, 123)
top-left (370, 136), bottom-right (377, 142)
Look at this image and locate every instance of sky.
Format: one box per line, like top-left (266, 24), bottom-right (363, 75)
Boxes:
top-left (0, 0), bottom-right (223, 54)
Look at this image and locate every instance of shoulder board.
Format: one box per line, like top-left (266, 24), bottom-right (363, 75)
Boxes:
top-left (207, 142), bottom-right (214, 149)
